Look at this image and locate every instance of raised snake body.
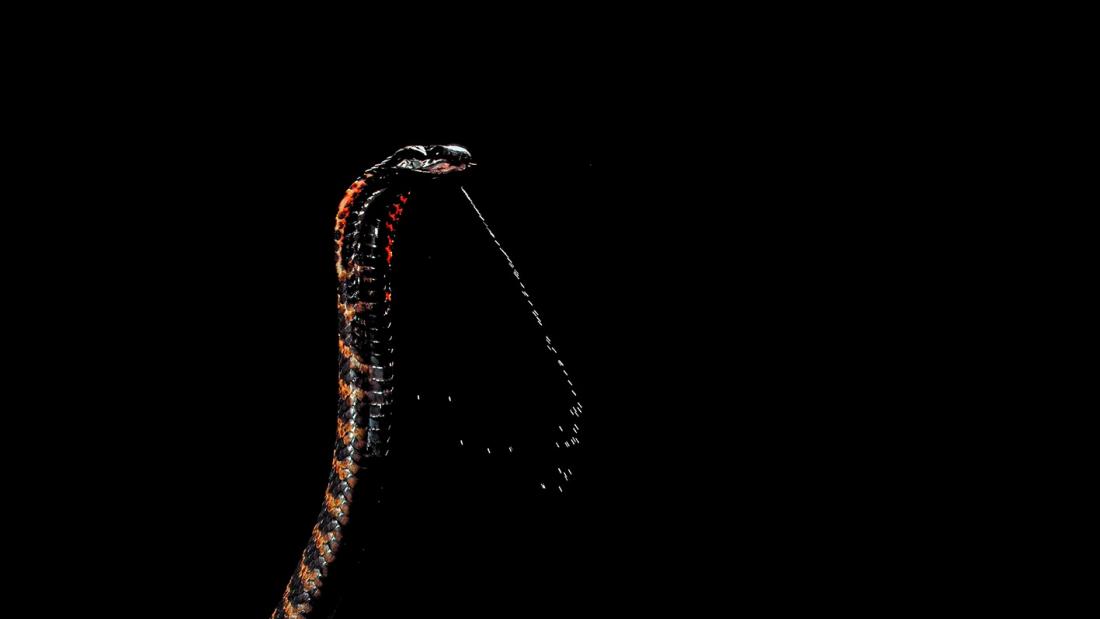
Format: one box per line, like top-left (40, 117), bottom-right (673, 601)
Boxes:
top-left (272, 145), bottom-right (580, 618)
top-left (273, 145), bottom-right (472, 619)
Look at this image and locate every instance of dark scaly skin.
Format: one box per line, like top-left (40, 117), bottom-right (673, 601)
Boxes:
top-left (273, 145), bottom-right (473, 619)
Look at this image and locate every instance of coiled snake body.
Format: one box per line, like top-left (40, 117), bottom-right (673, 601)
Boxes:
top-left (273, 145), bottom-right (473, 619)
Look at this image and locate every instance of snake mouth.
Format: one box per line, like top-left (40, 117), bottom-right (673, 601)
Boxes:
top-left (425, 160), bottom-right (473, 174)
top-left (394, 157), bottom-right (474, 176)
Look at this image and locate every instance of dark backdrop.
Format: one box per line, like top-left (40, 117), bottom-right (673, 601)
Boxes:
top-left (36, 84), bottom-right (912, 616)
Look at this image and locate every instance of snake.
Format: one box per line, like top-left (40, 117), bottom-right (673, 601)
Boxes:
top-left (272, 144), bottom-right (584, 618)
top-left (272, 145), bottom-right (475, 619)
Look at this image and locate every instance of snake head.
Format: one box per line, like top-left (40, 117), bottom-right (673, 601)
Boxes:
top-left (390, 144), bottom-right (473, 176)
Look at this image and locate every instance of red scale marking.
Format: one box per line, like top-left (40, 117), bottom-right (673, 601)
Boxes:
top-left (384, 193), bottom-right (408, 265)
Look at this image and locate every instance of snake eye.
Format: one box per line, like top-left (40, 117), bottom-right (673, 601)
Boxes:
top-left (426, 144), bottom-right (471, 163)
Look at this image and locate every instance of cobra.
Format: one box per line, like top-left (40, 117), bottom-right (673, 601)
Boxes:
top-left (273, 145), bottom-right (473, 619)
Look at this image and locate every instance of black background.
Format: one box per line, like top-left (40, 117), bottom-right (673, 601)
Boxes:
top-left (27, 71), bottom-right (921, 616)
top-left (11, 15), bottom-right (1057, 615)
